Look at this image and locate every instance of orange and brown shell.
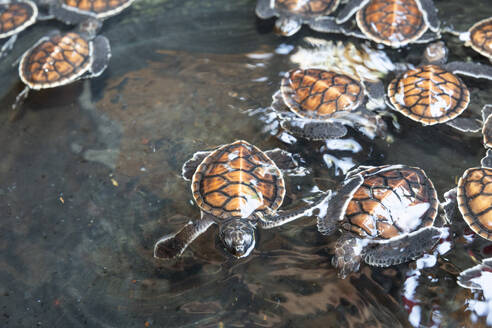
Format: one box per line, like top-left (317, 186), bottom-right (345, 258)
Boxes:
top-left (356, 0), bottom-right (428, 47)
top-left (388, 64), bottom-right (470, 125)
top-left (343, 165), bottom-right (438, 240)
top-left (61, 0), bottom-right (134, 19)
top-left (0, 0), bottom-right (37, 39)
top-left (274, 0), bottom-right (340, 17)
top-left (281, 68), bottom-right (364, 120)
top-left (467, 17), bottom-right (492, 61)
top-left (457, 167), bottom-right (492, 241)
top-left (191, 140), bottom-right (285, 220)
top-left (19, 32), bottom-right (93, 89)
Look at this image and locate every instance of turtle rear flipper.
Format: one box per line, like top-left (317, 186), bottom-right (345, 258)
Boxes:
top-left (89, 35), bottom-right (111, 77)
top-left (336, 0), bottom-right (369, 24)
top-left (181, 150), bottom-right (213, 180)
top-left (154, 217), bottom-right (215, 259)
top-left (50, 4), bottom-right (92, 24)
top-left (265, 148), bottom-right (298, 171)
top-left (417, 0), bottom-right (440, 32)
top-left (0, 34), bottom-right (17, 59)
top-left (363, 227), bottom-right (442, 267)
top-left (255, 0), bottom-right (276, 19)
top-left (445, 117), bottom-right (482, 132)
top-left (317, 174), bottom-right (364, 235)
top-left (280, 118), bottom-right (348, 140)
top-left (259, 192), bottom-right (331, 229)
top-left (332, 233), bottom-right (365, 278)
top-left (444, 61), bottom-right (492, 80)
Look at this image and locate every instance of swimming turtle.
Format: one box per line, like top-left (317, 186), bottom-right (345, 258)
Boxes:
top-left (443, 151), bottom-right (492, 242)
top-left (0, 0), bottom-right (38, 58)
top-left (307, 0), bottom-right (440, 48)
top-left (154, 140), bottom-right (330, 259)
top-left (317, 164), bottom-right (443, 278)
top-left (46, 0), bottom-right (135, 24)
top-left (255, 0), bottom-right (340, 36)
top-left (271, 68), bottom-right (387, 141)
top-left (12, 18), bottom-right (111, 110)
top-left (387, 42), bottom-right (492, 132)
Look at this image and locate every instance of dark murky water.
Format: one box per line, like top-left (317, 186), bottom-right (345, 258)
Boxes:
top-left (2, 0), bottom-right (492, 327)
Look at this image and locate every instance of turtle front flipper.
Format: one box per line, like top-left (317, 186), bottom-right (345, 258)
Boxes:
top-left (417, 0), bottom-right (440, 32)
top-left (332, 233), bottom-right (365, 279)
top-left (154, 216), bottom-right (215, 259)
top-left (308, 16), bottom-right (345, 34)
top-left (89, 35), bottom-right (111, 78)
top-left (181, 150), bottom-right (213, 180)
top-left (445, 117), bottom-right (482, 132)
top-left (458, 258), bottom-right (492, 289)
top-left (482, 149), bottom-right (492, 168)
top-left (444, 61), bottom-right (492, 81)
top-left (258, 192), bottom-right (332, 229)
top-left (264, 148), bottom-right (298, 171)
top-left (482, 105), bottom-right (492, 148)
top-left (442, 188), bottom-right (458, 223)
top-left (255, 0), bottom-right (276, 19)
top-left (363, 227), bottom-right (443, 267)
top-left (317, 174), bottom-right (364, 235)
top-left (336, 0), bottom-right (370, 24)
top-left (280, 118), bottom-right (348, 140)
top-left (362, 80), bottom-right (385, 104)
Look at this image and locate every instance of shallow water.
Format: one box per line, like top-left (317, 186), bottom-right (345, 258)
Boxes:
top-left (2, 0), bottom-right (492, 327)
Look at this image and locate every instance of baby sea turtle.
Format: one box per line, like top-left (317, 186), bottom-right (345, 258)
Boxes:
top-left (0, 0), bottom-right (38, 58)
top-left (13, 18), bottom-right (111, 110)
top-left (387, 42), bottom-right (492, 132)
top-left (309, 0), bottom-right (440, 48)
top-left (271, 68), bottom-right (387, 140)
top-left (154, 140), bottom-right (329, 259)
top-left (47, 0), bottom-right (136, 24)
top-left (317, 164), bottom-right (443, 278)
top-left (255, 0), bottom-right (340, 36)
top-left (444, 151), bottom-right (492, 241)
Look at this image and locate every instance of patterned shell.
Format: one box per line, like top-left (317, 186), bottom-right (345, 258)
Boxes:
top-left (62, 0), bottom-right (134, 18)
top-left (468, 17), bottom-right (492, 61)
top-left (457, 167), bottom-right (492, 241)
top-left (281, 68), bottom-right (364, 120)
top-left (274, 0), bottom-right (339, 17)
top-left (388, 65), bottom-right (470, 125)
top-left (0, 1), bottom-right (37, 39)
top-left (356, 0), bottom-right (428, 48)
top-left (191, 140), bottom-right (285, 220)
top-left (19, 32), bottom-right (92, 89)
top-left (343, 165), bottom-right (438, 240)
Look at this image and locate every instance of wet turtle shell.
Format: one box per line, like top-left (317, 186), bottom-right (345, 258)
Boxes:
top-left (388, 64), bottom-right (470, 125)
top-left (191, 140), bottom-right (285, 220)
top-left (457, 167), bottom-right (492, 241)
top-left (467, 17), bottom-right (492, 61)
top-left (356, 0), bottom-right (428, 48)
top-left (281, 68), bottom-right (364, 120)
top-left (60, 0), bottom-right (135, 19)
top-left (343, 165), bottom-right (438, 239)
top-left (0, 0), bottom-right (37, 39)
top-left (273, 0), bottom-right (340, 18)
top-left (19, 32), bottom-right (93, 89)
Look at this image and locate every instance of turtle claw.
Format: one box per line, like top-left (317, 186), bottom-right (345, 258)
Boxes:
top-left (280, 118), bottom-right (348, 140)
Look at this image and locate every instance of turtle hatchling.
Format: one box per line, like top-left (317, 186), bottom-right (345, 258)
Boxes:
top-left (444, 17), bottom-right (492, 63)
top-left (13, 18), bottom-right (111, 110)
top-left (0, 0), bottom-right (38, 58)
top-left (308, 0), bottom-right (440, 48)
top-left (271, 68), bottom-right (387, 141)
top-left (154, 140), bottom-right (329, 259)
top-left (387, 42), bottom-right (492, 132)
top-left (46, 0), bottom-right (136, 24)
top-left (255, 0), bottom-right (340, 36)
top-left (317, 164), bottom-right (443, 278)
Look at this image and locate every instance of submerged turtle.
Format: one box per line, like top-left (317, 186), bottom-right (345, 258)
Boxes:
top-left (387, 42), bottom-right (492, 132)
top-left (12, 18), bottom-right (111, 110)
top-left (46, 0), bottom-right (136, 24)
top-left (317, 164), bottom-right (443, 278)
top-left (444, 151), bottom-right (492, 242)
top-left (0, 0), bottom-right (38, 58)
top-left (255, 0), bottom-right (340, 36)
top-left (308, 0), bottom-right (440, 48)
top-left (154, 140), bottom-right (329, 259)
top-left (271, 68), bottom-right (387, 141)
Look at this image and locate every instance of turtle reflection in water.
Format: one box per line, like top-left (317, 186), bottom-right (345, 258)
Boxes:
top-left (271, 68), bottom-right (387, 141)
top-left (317, 165), bottom-right (444, 278)
top-left (154, 140), bottom-right (330, 259)
top-left (12, 18), bottom-right (111, 110)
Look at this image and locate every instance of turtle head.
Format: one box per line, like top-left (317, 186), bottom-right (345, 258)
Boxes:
top-left (220, 219), bottom-right (256, 258)
top-left (78, 18), bottom-right (103, 40)
top-left (423, 41), bottom-right (448, 65)
top-left (274, 17), bottom-right (302, 37)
